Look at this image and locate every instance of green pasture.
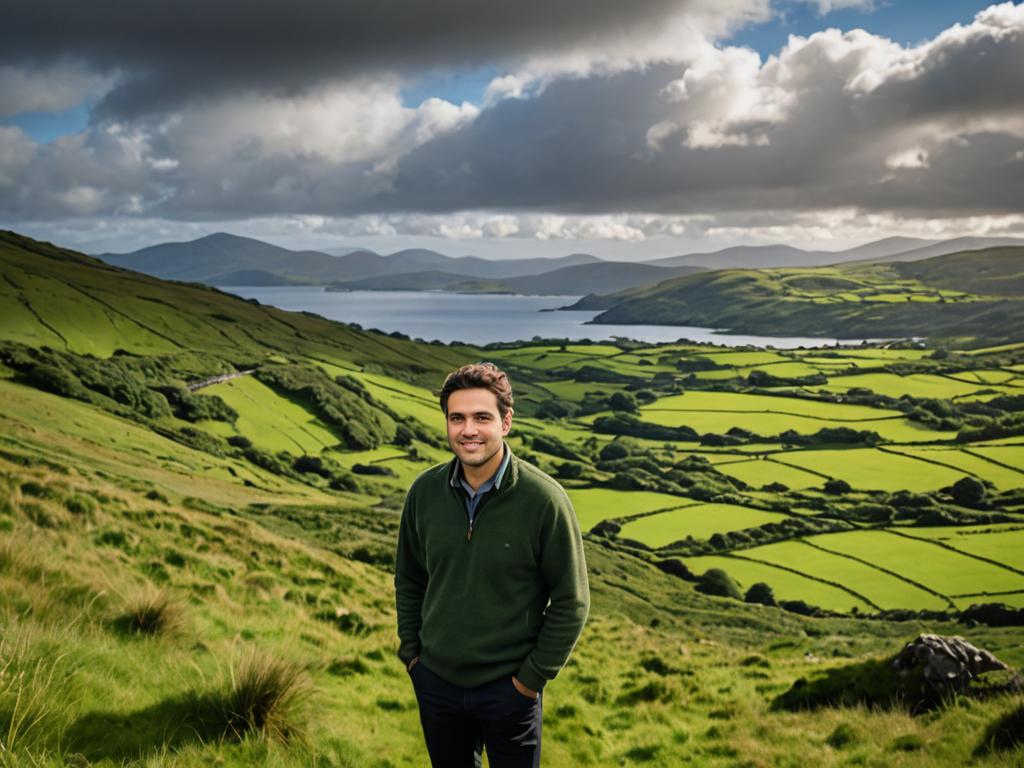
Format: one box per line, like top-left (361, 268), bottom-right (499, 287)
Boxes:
top-left (702, 351), bottom-right (791, 366)
top-left (713, 458), bottom-right (825, 490)
top-left (887, 447), bottom-right (1024, 491)
top-left (962, 340), bottom-right (1024, 355)
top-left (742, 540), bottom-right (950, 611)
top-left (900, 526), bottom-right (1024, 573)
top-left (818, 372), bottom-right (1014, 400)
top-left (540, 380), bottom-right (627, 401)
top-left (565, 488), bottom-right (694, 531)
top-left (807, 530), bottom-right (1024, 601)
top-left (0, 379), bottom-right (342, 507)
top-left (0, 267), bottom-right (182, 357)
top-left (619, 502), bottom-right (788, 547)
top-left (738, 361), bottom-right (825, 378)
top-left (946, 370), bottom-right (1019, 386)
top-left (680, 555), bottom-right (874, 612)
top-left (200, 376), bottom-right (341, 455)
top-left (775, 448), bottom-right (965, 492)
top-left (636, 408), bottom-right (951, 442)
top-left (643, 391), bottom-right (903, 420)
top-left (969, 445), bottom-right (1024, 475)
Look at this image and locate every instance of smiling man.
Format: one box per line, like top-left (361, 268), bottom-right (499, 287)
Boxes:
top-left (395, 362), bottom-right (590, 767)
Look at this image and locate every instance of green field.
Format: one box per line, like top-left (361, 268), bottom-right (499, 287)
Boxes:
top-left (774, 448), bottom-right (966, 492)
top-left (807, 530), bottom-right (1024, 603)
top-left (739, 540), bottom-right (951, 611)
top-left (888, 447), bottom-right (1024, 490)
top-left (681, 555), bottom-right (875, 612)
top-left (900, 526), bottom-right (1024, 572)
top-left (712, 458), bottom-right (826, 490)
top-left (619, 502), bottom-right (789, 547)
top-left (565, 488), bottom-right (694, 531)
top-left (818, 372), bottom-right (1017, 399)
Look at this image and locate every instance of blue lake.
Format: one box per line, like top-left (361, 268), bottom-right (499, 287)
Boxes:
top-left (222, 286), bottom-right (869, 348)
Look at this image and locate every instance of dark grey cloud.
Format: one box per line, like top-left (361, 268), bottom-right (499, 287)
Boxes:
top-left (0, 0), bottom-right (727, 117)
top-left (369, 10), bottom-right (1024, 218)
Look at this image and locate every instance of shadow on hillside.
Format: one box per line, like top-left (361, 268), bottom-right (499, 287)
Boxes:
top-left (64, 689), bottom-right (232, 762)
top-left (973, 702), bottom-right (1024, 756)
top-left (771, 657), bottom-right (929, 714)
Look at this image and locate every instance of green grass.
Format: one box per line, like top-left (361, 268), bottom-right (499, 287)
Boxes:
top-left (712, 458), bottom-right (826, 490)
top-left (774, 448), bottom-right (966, 492)
top-left (619, 502), bottom-right (789, 547)
top-left (899, 527), bottom-right (1024, 573)
top-left (807, 530), bottom-right (1024, 602)
top-left (887, 447), bottom-right (1024, 491)
top-left (680, 555), bottom-right (875, 612)
top-left (565, 488), bottom-right (694, 531)
top-left (199, 377), bottom-right (342, 454)
top-left (641, 391), bottom-right (905, 420)
top-left (818, 372), bottom-right (1017, 400)
top-left (740, 540), bottom-right (950, 611)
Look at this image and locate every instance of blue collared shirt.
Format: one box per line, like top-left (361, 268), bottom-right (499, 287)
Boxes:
top-left (450, 445), bottom-right (511, 524)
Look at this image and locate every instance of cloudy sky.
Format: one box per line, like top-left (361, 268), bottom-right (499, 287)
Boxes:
top-left (2, 0), bottom-right (1022, 259)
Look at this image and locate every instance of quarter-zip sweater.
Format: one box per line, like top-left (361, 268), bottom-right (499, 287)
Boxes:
top-left (395, 447), bottom-right (590, 692)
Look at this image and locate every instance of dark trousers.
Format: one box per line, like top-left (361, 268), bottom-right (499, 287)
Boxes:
top-left (409, 662), bottom-right (542, 768)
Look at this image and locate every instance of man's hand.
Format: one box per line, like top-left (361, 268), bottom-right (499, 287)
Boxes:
top-left (512, 675), bottom-right (538, 699)
top-left (407, 656), bottom-right (419, 672)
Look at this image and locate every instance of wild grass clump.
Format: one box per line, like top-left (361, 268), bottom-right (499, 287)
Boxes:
top-left (114, 588), bottom-right (185, 637)
top-left (224, 653), bottom-right (313, 744)
top-left (0, 627), bottom-right (76, 756)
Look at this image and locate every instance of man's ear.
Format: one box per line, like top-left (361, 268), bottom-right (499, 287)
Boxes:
top-left (502, 408), bottom-right (514, 435)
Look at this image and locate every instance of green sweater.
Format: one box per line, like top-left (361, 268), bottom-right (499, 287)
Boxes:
top-left (395, 447), bottom-right (590, 692)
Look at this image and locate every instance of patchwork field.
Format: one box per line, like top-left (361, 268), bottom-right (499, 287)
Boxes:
top-left (806, 530), bottom-right (1024, 605)
top-left (619, 502), bottom-right (789, 547)
top-left (565, 488), bottom-right (695, 531)
top-left (773, 448), bottom-right (967, 492)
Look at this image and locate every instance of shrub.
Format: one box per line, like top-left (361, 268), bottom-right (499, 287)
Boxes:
top-left (607, 392), bottom-right (638, 413)
top-left (744, 582), bottom-right (777, 606)
top-left (695, 568), bottom-right (742, 600)
top-left (599, 441), bottom-right (630, 462)
top-left (952, 476), bottom-right (986, 508)
top-left (225, 653), bottom-right (313, 743)
top-left (823, 479), bottom-right (852, 495)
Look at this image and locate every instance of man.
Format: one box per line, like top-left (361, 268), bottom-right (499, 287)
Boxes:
top-left (395, 362), bottom-right (590, 767)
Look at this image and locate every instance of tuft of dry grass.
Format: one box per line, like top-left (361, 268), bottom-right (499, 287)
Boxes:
top-left (224, 652), bottom-right (313, 744)
top-left (116, 587), bottom-right (185, 637)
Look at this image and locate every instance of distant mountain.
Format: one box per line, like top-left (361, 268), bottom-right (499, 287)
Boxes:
top-left (642, 237), bottom-right (1024, 270)
top-left (99, 233), bottom-right (603, 286)
top-left (645, 244), bottom-right (826, 269)
top-left (832, 236), bottom-right (936, 262)
top-left (866, 237), bottom-right (1024, 263)
top-left (329, 261), bottom-right (705, 296)
top-left (326, 246), bottom-right (380, 257)
top-left (454, 262), bottom-right (704, 296)
top-left (571, 246), bottom-right (1024, 344)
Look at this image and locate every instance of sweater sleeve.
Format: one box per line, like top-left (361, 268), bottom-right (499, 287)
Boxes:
top-left (394, 488), bottom-right (427, 665)
top-left (515, 493), bottom-right (590, 691)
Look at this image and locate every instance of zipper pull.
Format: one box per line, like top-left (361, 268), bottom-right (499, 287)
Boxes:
top-left (466, 523), bottom-right (473, 542)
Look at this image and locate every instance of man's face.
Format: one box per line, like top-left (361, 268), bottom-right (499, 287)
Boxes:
top-left (445, 387), bottom-right (512, 469)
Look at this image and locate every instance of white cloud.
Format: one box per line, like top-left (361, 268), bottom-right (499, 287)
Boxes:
top-left (0, 63), bottom-right (111, 117)
top-left (885, 147), bottom-right (929, 170)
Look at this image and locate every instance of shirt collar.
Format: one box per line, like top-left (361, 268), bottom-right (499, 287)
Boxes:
top-left (449, 443), bottom-right (511, 492)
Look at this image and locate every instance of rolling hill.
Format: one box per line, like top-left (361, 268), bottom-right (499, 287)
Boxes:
top-left (2, 229), bottom-right (1023, 767)
top-left (576, 247), bottom-right (1024, 345)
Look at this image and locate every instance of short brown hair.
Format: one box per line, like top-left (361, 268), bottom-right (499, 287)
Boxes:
top-left (439, 362), bottom-right (514, 417)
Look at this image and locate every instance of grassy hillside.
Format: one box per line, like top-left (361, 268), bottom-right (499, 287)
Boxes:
top-left (1, 231), bottom-right (1023, 766)
top-left (578, 247), bottom-right (1024, 345)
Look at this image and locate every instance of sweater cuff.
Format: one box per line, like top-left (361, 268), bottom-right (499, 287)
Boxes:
top-left (515, 657), bottom-right (548, 693)
top-left (398, 643), bottom-right (421, 665)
